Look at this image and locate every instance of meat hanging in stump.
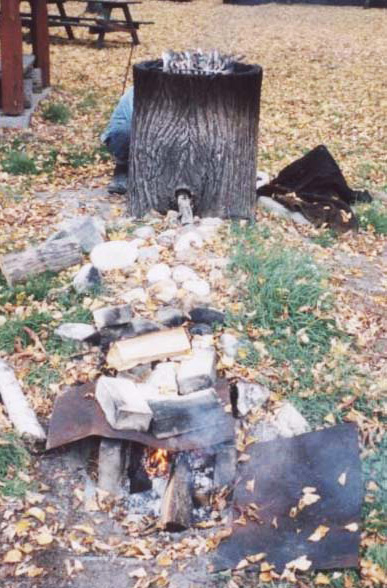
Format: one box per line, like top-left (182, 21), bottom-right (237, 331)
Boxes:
top-left (127, 51), bottom-right (263, 220)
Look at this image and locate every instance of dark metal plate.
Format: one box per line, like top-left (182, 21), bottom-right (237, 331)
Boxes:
top-left (213, 423), bottom-right (362, 573)
top-left (47, 382), bottom-right (235, 452)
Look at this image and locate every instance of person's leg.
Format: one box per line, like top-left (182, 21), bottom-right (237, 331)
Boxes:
top-left (104, 129), bottom-right (129, 194)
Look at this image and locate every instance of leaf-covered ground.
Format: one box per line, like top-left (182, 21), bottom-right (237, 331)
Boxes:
top-left (0, 1), bottom-right (386, 587)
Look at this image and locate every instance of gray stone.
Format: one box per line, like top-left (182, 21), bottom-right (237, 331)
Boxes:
top-left (146, 263), bottom-right (172, 284)
top-left (236, 381), bottom-right (270, 417)
top-left (95, 376), bottom-right (153, 431)
top-left (177, 348), bottom-right (217, 395)
top-left (156, 306), bottom-right (186, 328)
top-left (257, 196), bottom-right (311, 226)
top-left (93, 304), bottom-right (132, 329)
top-left (73, 263), bottom-right (101, 294)
top-left (98, 439), bottom-right (127, 497)
top-left (220, 333), bottom-right (240, 359)
top-left (90, 240), bottom-right (138, 271)
top-left (189, 307), bottom-right (225, 325)
top-left (130, 318), bottom-right (161, 336)
top-left (189, 323), bottom-right (213, 336)
top-left (54, 322), bottom-right (97, 342)
top-left (51, 216), bottom-right (106, 253)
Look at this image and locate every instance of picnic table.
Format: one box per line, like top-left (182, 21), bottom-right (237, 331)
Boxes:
top-left (21, 0), bottom-right (152, 47)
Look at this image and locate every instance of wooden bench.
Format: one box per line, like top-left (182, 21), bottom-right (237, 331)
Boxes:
top-left (20, 0), bottom-right (153, 47)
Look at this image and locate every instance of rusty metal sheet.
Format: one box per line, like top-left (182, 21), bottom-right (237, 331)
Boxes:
top-left (47, 383), bottom-right (235, 452)
top-left (213, 423), bottom-right (362, 573)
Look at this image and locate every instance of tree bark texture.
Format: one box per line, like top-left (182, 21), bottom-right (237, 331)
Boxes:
top-left (127, 60), bottom-right (262, 220)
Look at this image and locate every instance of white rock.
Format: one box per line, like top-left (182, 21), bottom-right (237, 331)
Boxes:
top-left (200, 217), bottom-right (223, 227)
top-left (55, 323), bottom-right (97, 342)
top-left (90, 241), bottom-right (138, 271)
top-left (172, 265), bottom-right (198, 283)
top-left (177, 348), bottom-right (217, 395)
top-left (0, 315), bottom-right (6, 327)
top-left (147, 362), bottom-right (178, 396)
top-left (149, 279), bottom-right (178, 303)
top-left (273, 402), bottom-right (310, 437)
top-left (174, 229), bottom-right (204, 253)
top-left (138, 246), bottom-right (160, 263)
top-left (96, 376), bottom-right (152, 431)
top-left (156, 307), bottom-right (185, 327)
top-left (157, 229), bottom-right (177, 246)
top-left (165, 210), bottom-right (179, 227)
top-left (73, 263), bottom-right (101, 294)
top-left (191, 334), bottom-right (214, 349)
top-left (147, 263), bottom-right (171, 284)
top-left (236, 381), bottom-right (270, 417)
top-left (129, 238), bottom-right (146, 248)
top-left (220, 334), bottom-right (240, 359)
top-left (121, 287), bottom-right (148, 305)
top-left (183, 278), bottom-right (210, 297)
top-left (134, 226), bottom-right (155, 240)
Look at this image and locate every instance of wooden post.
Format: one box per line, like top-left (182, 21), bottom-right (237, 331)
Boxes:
top-left (0, 0), bottom-right (24, 115)
top-left (30, 0), bottom-right (50, 87)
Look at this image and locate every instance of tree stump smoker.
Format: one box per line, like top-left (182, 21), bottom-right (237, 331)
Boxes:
top-left (127, 56), bottom-right (262, 220)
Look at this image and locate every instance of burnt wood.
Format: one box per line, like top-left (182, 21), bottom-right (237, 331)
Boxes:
top-left (127, 60), bottom-right (262, 220)
top-left (161, 453), bottom-right (193, 531)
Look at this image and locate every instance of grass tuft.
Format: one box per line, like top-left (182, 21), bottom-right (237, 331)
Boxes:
top-left (42, 101), bottom-right (71, 124)
top-left (1, 150), bottom-right (38, 175)
top-left (0, 312), bottom-right (52, 353)
top-left (357, 201), bottom-right (387, 235)
top-left (0, 434), bottom-right (30, 497)
top-left (0, 272), bottom-right (57, 305)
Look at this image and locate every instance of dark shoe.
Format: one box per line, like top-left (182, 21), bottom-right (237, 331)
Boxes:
top-left (108, 164), bottom-right (128, 195)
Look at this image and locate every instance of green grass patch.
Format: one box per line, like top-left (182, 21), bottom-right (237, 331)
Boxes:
top-left (362, 435), bottom-right (387, 533)
top-left (356, 201), bottom-right (387, 236)
top-left (0, 434), bottom-right (30, 497)
top-left (366, 544), bottom-right (387, 572)
top-left (310, 229), bottom-right (338, 248)
top-left (0, 272), bottom-right (57, 305)
top-left (66, 149), bottom-right (96, 168)
top-left (228, 223), bottom-right (338, 389)
top-left (0, 312), bottom-right (53, 353)
top-left (77, 91), bottom-right (98, 113)
top-left (25, 363), bottom-right (60, 396)
top-left (1, 150), bottom-right (38, 175)
top-left (42, 101), bottom-right (71, 124)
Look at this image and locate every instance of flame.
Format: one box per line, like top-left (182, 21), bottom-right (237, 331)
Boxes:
top-left (145, 448), bottom-right (169, 478)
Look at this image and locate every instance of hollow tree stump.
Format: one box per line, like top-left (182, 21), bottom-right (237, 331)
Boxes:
top-left (127, 59), bottom-right (262, 220)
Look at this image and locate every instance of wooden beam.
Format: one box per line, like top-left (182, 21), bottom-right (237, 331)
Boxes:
top-left (30, 0), bottom-right (50, 87)
top-left (0, 0), bottom-right (24, 115)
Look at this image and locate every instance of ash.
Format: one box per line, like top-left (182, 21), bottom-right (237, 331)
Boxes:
top-left (124, 477), bottom-right (167, 516)
top-left (162, 49), bottom-right (243, 76)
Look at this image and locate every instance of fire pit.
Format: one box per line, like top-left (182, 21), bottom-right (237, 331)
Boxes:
top-left (127, 50), bottom-right (263, 220)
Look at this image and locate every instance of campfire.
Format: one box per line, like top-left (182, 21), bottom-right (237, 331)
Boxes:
top-left (145, 448), bottom-right (169, 478)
